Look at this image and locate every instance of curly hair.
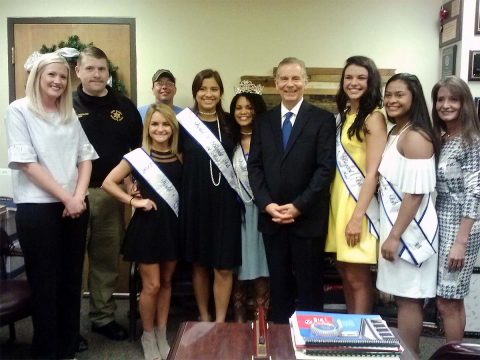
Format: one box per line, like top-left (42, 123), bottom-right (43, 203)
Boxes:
top-left (228, 92), bottom-right (267, 144)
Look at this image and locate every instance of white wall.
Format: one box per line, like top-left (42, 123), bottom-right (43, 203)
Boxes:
top-left (0, 0), bottom-right (442, 168)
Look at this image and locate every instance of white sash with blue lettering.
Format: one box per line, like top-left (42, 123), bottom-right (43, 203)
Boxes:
top-left (379, 176), bottom-right (438, 266)
top-left (335, 114), bottom-right (380, 240)
top-left (232, 144), bottom-right (254, 203)
top-left (176, 108), bottom-right (242, 199)
top-left (123, 148), bottom-right (179, 217)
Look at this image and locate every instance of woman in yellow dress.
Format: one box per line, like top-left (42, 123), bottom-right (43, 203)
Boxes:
top-left (326, 56), bottom-right (387, 313)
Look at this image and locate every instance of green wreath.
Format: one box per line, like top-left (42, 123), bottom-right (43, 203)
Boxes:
top-left (40, 35), bottom-right (127, 95)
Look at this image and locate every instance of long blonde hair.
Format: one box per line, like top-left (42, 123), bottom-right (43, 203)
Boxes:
top-left (26, 52), bottom-right (73, 123)
top-left (142, 103), bottom-right (179, 155)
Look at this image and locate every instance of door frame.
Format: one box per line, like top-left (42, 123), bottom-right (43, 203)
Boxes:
top-left (7, 17), bottom-right (137, 103)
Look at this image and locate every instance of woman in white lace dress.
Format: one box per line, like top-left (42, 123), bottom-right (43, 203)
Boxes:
top-left (431, 76), bottom-right (480, 342)
top-left (377, 73), bottom-right (440, 359)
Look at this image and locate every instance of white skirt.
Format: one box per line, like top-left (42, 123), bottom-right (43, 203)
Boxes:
top-left (376, 209), bottom-right (438, 298)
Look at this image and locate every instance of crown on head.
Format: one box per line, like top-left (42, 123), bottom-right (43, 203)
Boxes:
top-left (234, 80), bottom-right (264, 95)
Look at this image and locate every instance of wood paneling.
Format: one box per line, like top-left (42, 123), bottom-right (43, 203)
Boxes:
top-left (242, 67), bottom-right (395, 113)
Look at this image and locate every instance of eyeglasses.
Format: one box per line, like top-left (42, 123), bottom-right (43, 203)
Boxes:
top-left (155, 81), bottom-right (175, 88)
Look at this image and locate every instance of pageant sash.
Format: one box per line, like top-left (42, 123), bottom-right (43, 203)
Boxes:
top-left (176, 108), bottom-right (242, 199)
top-left (335, 115), bottom-right (380, 240)
top-left (379, 176), bottom-right (438, 266)
top-left (124, 148), bottom-right (179, 217)
top-left (232, 144), bottom-right (254, 202)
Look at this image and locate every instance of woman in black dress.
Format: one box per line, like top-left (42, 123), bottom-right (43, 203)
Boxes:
top-left (103, 104), bottom-right (181, 360)
top-left (181, 69), bottom-right (241, 322)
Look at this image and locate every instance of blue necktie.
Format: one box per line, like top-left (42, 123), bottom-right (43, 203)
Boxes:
top-left (282, 112), bottom-right (293, 149)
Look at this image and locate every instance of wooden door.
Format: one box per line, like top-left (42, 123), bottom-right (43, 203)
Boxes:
top-left (7, 18), bottom-right (137, 295)
top-left (8, 17), bottom-right (137, 103)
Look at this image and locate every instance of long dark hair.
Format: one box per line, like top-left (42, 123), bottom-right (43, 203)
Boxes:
top-left (336, 56), bottom-right (383, 141)
top-left (229, 92), bottom-right (267, 144)
top-left (385, 73), bottom-right (440, 158)
top-left (431, 76), bottom-right (480, 144)
top-left (191, 69), bottom-right (230, 134)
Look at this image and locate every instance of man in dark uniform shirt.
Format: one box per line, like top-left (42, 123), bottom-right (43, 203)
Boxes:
top-left (73, 46), bottom-right (142, 341)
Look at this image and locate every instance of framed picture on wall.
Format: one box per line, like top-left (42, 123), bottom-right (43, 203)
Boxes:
top-left (441, 45), bottom-right (457, 78)
top-left (468, 50), bottom-right (480, 81)
top-left (440, 17), bottom-right (462, 47)
top-left (476, 0), bottom-right (480, 34)
top-left (439, 0), bottom-right (463, 47)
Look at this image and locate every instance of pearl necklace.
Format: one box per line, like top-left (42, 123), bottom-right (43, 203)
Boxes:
top-left (199, 110), bottom-right (217, 116)
top-left (209, 118), bottom-right (222, 186)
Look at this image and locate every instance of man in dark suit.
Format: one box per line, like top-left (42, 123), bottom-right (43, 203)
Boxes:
top-left (248, 57), bottom-right (336, 323)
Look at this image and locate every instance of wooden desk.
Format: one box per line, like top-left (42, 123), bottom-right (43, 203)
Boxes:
top-left (168, 322), bottom-right (294, 359)
top-left (168, 322), bottom-right (414, 360)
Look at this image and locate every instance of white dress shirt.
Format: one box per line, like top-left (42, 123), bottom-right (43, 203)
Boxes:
top-left (280, 98), bottom-right (304, 127)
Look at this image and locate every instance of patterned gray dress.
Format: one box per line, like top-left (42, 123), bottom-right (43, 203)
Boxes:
top-left (436, 135), bottom-right (480, 299)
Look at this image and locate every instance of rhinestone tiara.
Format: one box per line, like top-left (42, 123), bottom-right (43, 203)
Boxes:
top-left (234, 80), bottom-right (264, 95)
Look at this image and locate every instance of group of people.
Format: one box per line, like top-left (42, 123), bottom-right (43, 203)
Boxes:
top-left (327, 57), bottom-right (480, 358)
top-left (4, 46), bottom-right (479, 360)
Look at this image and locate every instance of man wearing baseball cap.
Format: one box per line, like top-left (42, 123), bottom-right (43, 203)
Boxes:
top-left (138, 69), bottom-right (183, 122)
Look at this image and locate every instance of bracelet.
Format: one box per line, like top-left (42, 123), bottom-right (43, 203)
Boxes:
top-left (129, 196), bottom-right (134, 206)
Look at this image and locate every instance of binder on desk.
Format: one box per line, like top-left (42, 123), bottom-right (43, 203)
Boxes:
top-left (289, 311), bottom-right (402, 359)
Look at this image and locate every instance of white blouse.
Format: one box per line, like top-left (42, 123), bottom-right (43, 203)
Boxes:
top-left (378, 135), bottom-right (436, 194)
top-left (5, 97), bottom-right (98, 204)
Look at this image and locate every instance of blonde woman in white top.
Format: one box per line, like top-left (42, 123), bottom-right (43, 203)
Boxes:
top-left (5, 53), bottom-right (97, 359)
top-left (377, 73), bottom-right (440, 359)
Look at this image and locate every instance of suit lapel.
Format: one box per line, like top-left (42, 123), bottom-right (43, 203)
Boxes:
top-left (283, 102), bottom-right (311, 158)
top-left (268, 106), bottom-right (284, 153)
